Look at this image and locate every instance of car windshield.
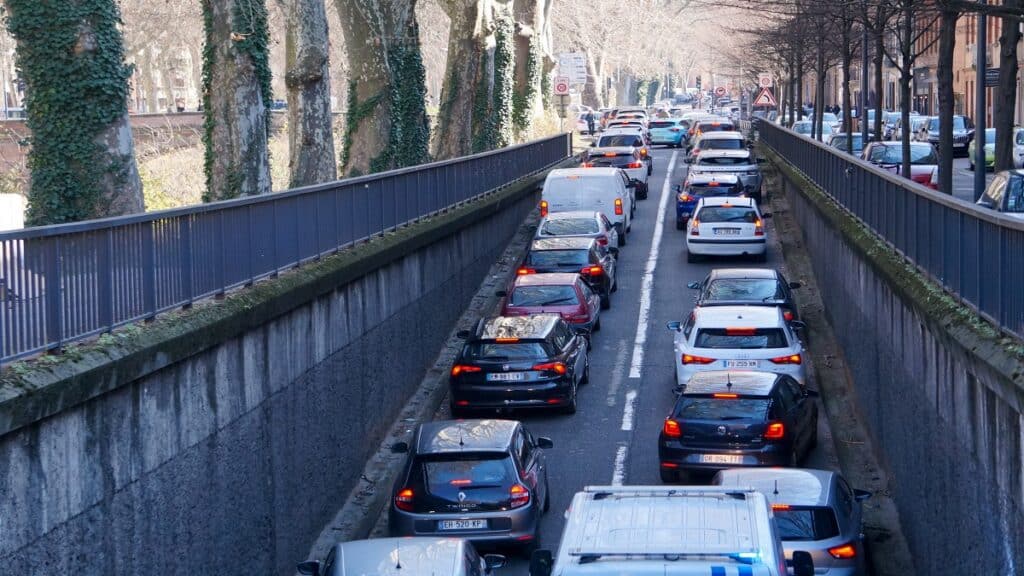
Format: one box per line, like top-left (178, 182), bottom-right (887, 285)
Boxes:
top-left (465, 342), bottom-right (548, 359)
top-left (885, 112), bottom-right (901, 123)
top-left (774, 507), bottom-right (841, 541)
top-left (649, 121), bottom-right (677, 128)
top-left (703, 139), bottom-right (744, 150)
top-left (676, 396), bottom-right (770, 420)
top-left (869, 145), bottom-right (936, 165)
top-left (694, 328), bottom-right (788, 349)
top-left (526, 249), bottom-right (590, 266)
top-left (927, 117), bottom-right (966, 131)
top-left (540, 218), bottom-right (599, 236)
top-left (831, 135), bottom-right (863, 150)
top-left (705, 279), bottom-right (784, 302)
top-left (822, 113), bottom-right (838, 122)
top-left (598, 135), bottom-right (643, 147)
top-left (697, 156), bottom-right (751, 166)
top-left (696, 207), bottom-right (759, 223)
top-left (793, 123), bottom-right (813, 134)
top-left (510, 285), bottom-right (580, 307)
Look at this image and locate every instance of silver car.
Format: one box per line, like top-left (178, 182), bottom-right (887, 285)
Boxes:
top-left (689, 149), bottom-right (764, 203)
top-left (297, 537), bottom-right (506, 576)
top-left (535, 211), bottom-right (620, 255)
top-left (712, 468), bottom-right (872, 575)
top-left (389, 419), bottom-right (553, 551)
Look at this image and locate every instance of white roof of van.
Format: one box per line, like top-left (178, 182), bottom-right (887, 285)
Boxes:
top-left (549, 167), bottom-right (621, 178)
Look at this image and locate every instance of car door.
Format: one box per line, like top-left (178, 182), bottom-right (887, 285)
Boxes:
top-left (552, 322), bottom-right (583, 381)
top-left (514, 428), bottom-right (543, 505)
top-left (593, 244), bottom-right (615, 287)
top-left (578, 280), bottom-right (600, 320)
top-left (599, 214), bottom-right (619, 249)
top-left (782, 378), bottom-right (813, 451)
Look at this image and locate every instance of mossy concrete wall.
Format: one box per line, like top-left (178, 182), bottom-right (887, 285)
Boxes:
top-left (0, 166), bottom-right (554, 576)
top-left (765, 148), bottom-right (1024, 574)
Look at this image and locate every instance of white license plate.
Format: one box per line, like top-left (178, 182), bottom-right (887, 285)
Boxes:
top-left (713, 228), bottom-right (741, 236)
top-left (700, 454), bottom-right (743, 465)
top-left (487, 372), bottom-right (524, 381)
top-left (438, 519), bottom-right (488, 531)
top-left (725, 360), bottom-right (759, 368)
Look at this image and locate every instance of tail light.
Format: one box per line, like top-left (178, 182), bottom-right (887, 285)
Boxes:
top-left (764, 421), bottom-right (785, 440)
top-left (451, 364), bottom-right (482, 377)
top-left (754, 219), bottom-right (764, 236)
top-left (681, 354), bottom-right (716, 364)
top-left (769, 354), bottom-right (802, 365)
top-left (640, 148), bottom-right (648, 156)
top-left (663, 418), bottom-right (682, 438)
top-left (581, 265), bottom-right (604, 276)
top-left (540, 200), bottom-right (548, 217)
top-left (691, 148), bottom-right (700, 156)
top-left (517, 267), bottom-right (536, 275)
top-left (690, 218), bottom-right (700, 235)
top-left (911, 174), bottom-right (930, 185)
top-left (670, 127), bottom-right (681, 132)
top-left (395, 488), bottom-right (415, 511)
top-left (509, 484), bottom-right (530, 508)
top-left (564, 308), bottom-right (590, 323)
top-left (596, 235), bottom-right (609, 246)
top-left (614, 198), bottom-right (623, 215)
top-left (626, 162), bottom-right (643, 169)
top-left (678, 192), bottom-right (693, 202)
top-left (581, 162), bottom-right (593, 168)
top-left (783, 310), bottom-right (795, 322)
top-left (828, 543), bottom-right (858, 559)
top-left (533, 362), bottom-right (567, 375)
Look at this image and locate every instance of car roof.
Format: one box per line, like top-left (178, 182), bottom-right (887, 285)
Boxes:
top-left (476, 314), bottom-right (562, 340)
top-left (543, 210), bottom-right (601, 220)
top-left (696, 197), bottom-right (757, 209)
top-left (683, 370), bottom-right (780, 396)
top-left (531, 237), bottom-right (595, 250)
top-left (416, 419), bottom-right (519, 454)
top-left (589, 146), bottom-right (636, 154)
top-left (714, 468), bottom-right (837, 508)
top-left (708, 268), bottom-right (779, 280)
top-left (697, 131), bottom-right (745, 140)
top-left (513, 272), bottom-right (581, 287)
top-left (549, 167), bottom-right (621, 178)
top-left (329, 538), bottom-right (464, 575)
top-left (696, 149), bottom-right (751, 158)
top-left (693, 305), bottom-right (784, 327)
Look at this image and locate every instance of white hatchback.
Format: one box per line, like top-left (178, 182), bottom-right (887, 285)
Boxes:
top-left (667, 305), bottom-right (807, 387)
top-left (686, 197), bottom-right (768, 263)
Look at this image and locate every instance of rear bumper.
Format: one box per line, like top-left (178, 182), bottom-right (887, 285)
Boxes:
top-left (658, 441), bottom-right (791, 473)
top-left (389, 507), bottom-right (540, 546)
top-left (450, 378), bottom-right (574, 409)
top-left (687, 237), bottom-right (767, 256)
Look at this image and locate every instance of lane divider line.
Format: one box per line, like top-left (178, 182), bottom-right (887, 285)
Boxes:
top-left (611, 444), bottom-right (628, 486)
top-left (621, 390), bottom-right (638, 431)
top-left (605, 340), bottom-right (629, 407)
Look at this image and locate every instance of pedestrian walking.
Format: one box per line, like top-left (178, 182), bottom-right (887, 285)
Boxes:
top-left (585, 110), bottom-right (596, 135)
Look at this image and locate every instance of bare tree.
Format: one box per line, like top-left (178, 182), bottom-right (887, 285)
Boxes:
top-left (994, 2), bottom-right (1022, 171)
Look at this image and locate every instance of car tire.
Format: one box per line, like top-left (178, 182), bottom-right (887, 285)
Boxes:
top-left (594, 316), bottom-right (602, 332)
top-left (676, 220), bottom-right (685, 231)
top-left (600, 292), bottom-right (611, 310)
top-left (581, 356), bottom-right (590, 384)
top-left (660, 468), bottom-right (679, 483)
top-left (542, 480), bottom-right (551, 513)
top-left (639, 183), bottom-right (649, 200)
top-left (562, 382), bottom-right (578, 414)
top-left (611, 275), bottom-right (618, 293)
top-left (617, 228), bottom-right (626, 247)
top-left (687, 250), bottom-right (701, 264)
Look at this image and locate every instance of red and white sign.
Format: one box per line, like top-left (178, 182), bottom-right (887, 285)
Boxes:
top-left (714, 86), bottom-right (727, 97)
top-left (758, 74), bottom-right (773, 88)
top-left (554, 76), bottom-right (571, 95)
top-left (753, 87), bottom-right (778, 107)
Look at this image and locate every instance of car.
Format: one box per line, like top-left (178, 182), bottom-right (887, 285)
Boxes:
top-left (688, 149), bottom-right (764, 202)
top-left (673, 173), bottom-right (745, 229)
top-left (693, 119), bottom-right (736, 139)
top-left (581, 146), bottom-right (649, 199)
top-left (297, 537), bottom-right (506, 576)
top-left (967, 127), bottom-right (1024, 171)
top-left (712, 468), bottom-right (871, 576)
top-left (861, 141), bottom-right (937, 186)
top-left (685, 130), bottom-right (747, 163)
top-left (499, 273), bottom-right (602, 335)
top-left (819, 112), bottom-right (841, 133)
top-left (686, 268), bottom-right (802, 321)
top-left (647, 117), bottom-right (688, 147)
top-left (666, 305), bottom-right (808, 386)
top-left (976, 170), bottom-right (1024, 219)
top-left (388, 419), bottom-right (554, 549)
top-left (658, 370), bottom-right (819, 481)
top-left (593, 130), bottom-right (653, 174)
top-left (519, 237), bottom-right (617, 308)
top-left (920, 114), bottom-right (974, 156)
top-left (827, 132), bottom-right (872, 156)
top-left (685, 196), bottom-right (768, 262)
top-left (791, 120), bottom-right (822, 141)
top-left (892, 114), bottom-right (927, 141)
top-left (534, 211), bottom-right (619, 252)
top-left (541, 168), bottom-right (633, 243)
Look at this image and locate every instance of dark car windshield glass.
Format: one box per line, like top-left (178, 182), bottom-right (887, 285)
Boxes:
top-left (526, 249), bottom-right (590, 266)
top-left (598, 135), bottom-right (643, 147)
top-left (695, 328), bottom-right (788, 349)
top-left (793, 123), bottom-right (813, 134)
top-left (540, 218), bottom-right (600, 236)
top-left (688, 184), bottom-right (741, 197)
top-left (511, 285), bottom-right (580, 307)
top-left (702, 139), bottom-right (744, 150)
top-left (649, 121), bottom-right (676, 128)
top-left (676, 396), bottom-right (770, 420)
top-left (869, 145), bottom-right (936, 164)
top-left (774, 507), bottom-right (841, 541)
top-left (696, 207), bottom-right (758, 223)
top-left (698, 123), bottom-right (734, 132)
top-left (465, 342), bottom-right (548, 359)
top-left (589, 154), bottom-right (635, 168)
top-left (927, 117), bottom-right (966, 131)
top-left (706, 279), bottom-right (783, 302)
top-left (410, 454), bottom-right (518, 508)
top-left (697, 156), bottom-right (751, 166)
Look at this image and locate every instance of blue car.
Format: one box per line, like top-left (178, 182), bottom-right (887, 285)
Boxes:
top-left (674, 173), bottom-right (745, 230)
top-left (649, 118), bottom-right (688, 148)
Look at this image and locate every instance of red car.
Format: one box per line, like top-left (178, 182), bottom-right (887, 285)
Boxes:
top-left (498, 273), bottom-right (602, 335)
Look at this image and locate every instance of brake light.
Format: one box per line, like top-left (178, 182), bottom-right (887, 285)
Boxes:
top-left (725, 327), bottom-right (756, 336)
top-left (771, 504), bottom-right (791, 511)
top-left (395, 488), bottom-right (415, 511)
top-left (764, 421), bottom-right (785, 440)
top-left (706, 181), bottom-right (719, 186)
top-left (783, 310), bottom-right (794, 321)
top-left (682, 354), bottom-right (716, 364)
top-left (626, 162), bottom-right (643, 169)
top-left (678, 193), bottom-right (693, 202)
top-left (581, 162), bottom-right (593, 168)
top-left (828, 544), bottom-right (857, 559)
top-left (509, 484), bottom-right (530, 508)
top-left (770, 354), bottom-right (802, 365)
top-left (540, 200), bottom-right (548, 217)
top-left (690, 218), bottom-right (700, 235)
top-left (614, 198), bottom-right (623, 215)
top-left (495, 337), bottom-right (520, 343)
top-left (533, 361), bottom-right (567, 375)
top-left (603, 152), bottom-right (617, 157)
top-left (451, 364), bottom-right (482, 377)
top-left (713, 393), bottom-right (739, 399)
top-left (692, 148), bottom-right (701, 155)
top-left (670, 127), bottom-right (681, 132)
top-left (663, 418), bottom-right (682, 438)
top-left (581, 265), bottom-right (604, 276)
top-left (450, 479), bottom-right (473, 486)
top-left (517, 267), bottom-right (536, 275)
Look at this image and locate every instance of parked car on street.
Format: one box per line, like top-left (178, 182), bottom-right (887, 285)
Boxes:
top-left (919, 115), bottom-right (974, 156)
top-left (827, 132), bottom-right (873, 156)
top-left (687, 267), bottom-right (802, 321)
top-left (861, 141), bottom-right (938, 187)
top-left (499, 273), bottom-right (602, 335)
top-left (892, 114), bottom-right (926, 141)
top-left (976, 170), bottom-right (1024, 219)
top-left (519, 237), bottom-right (617, 308)
top-left (967, 127), bottom-right (1024, 171)
top-left (685, 196), bottom-right (768, 262)
top-left (297, 537), bottom-right (506, 576)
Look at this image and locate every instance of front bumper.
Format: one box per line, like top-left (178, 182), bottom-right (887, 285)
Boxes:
top-left (389, 506), bottom-right (540, 546)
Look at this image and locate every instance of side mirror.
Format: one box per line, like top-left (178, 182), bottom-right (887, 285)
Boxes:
top-left (790, 320), bottom-right (807, 331)
top-left (788, 281), bottom-right (802, 289)
top-left (854, 488), bottom-right (873, 502)
top-left (529, 550), bottom-right (553, 576)
top-left (756, 157), bottom-right (766, 164)
top-left (666, 321), bottom-right (682, 332)
top-left (686, 281), bottom-right (700, 289)
top-left (484, 554), bottom-right (507, 572)
top-left (536, 436), bottom-right (554, 449)
top-left (673, 184), bottom-right (682, 193)
top-left (495, 290), bottom-right (508, 298)
top-left (791, 551), bottom-right (815, 576)
top-left (297, 561), bottom-right (321, 576)
top-left (456, 329), bottom-right (471, 339)
top-left (626, 181), bottom-right (637, 188)
top-left (761, 212), bottom-right (773, 218)
top-left (391, 441), bottom-right (409, 454)
top-left (803, 388), bottom-right (820, 398)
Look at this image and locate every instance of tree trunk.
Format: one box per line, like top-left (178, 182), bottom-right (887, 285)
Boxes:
top-left (435, 0), bottom-right (491, 159)
top-left (995, 1), bottom-right (1022, 171)
top-left (842, 44), bottom-right (853, 152)
top-left (900, 4), bottom-right (914, 177)
top-left (282, 0), bottom-right (337, 187)
top-left (511, 0), bottom-right (551, 135)
top-left (582, 48), bottom-right (604, 109)
top-left (335, 0), bottom-right (431, 175)
top-left (937, 9), bottom-right (957, 194)
top-left (873, 25), bottom-right (884, 138)
top-left (202, 0), bottom-right (272, 201)
top-left (142, 48), bottom-right (160, 113)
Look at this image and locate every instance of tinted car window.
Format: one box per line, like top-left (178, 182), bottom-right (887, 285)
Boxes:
top-left (598, 135), bottom-right (643, 147)
top-left (869, 144), bottom-right (936, 164)
top-left (775, 508), bottom-right (841, 540)
top-left (706, 279), bottom-right (784, 301)
top-left (526, 249), bottom-right (590, 266)
top-left (540, 218), bottom-right (600, 236)
top-left (649, 121), bottom-right (677, 128)
top-left (698, 123), bottom-right (734, 132)
top-left (676, 396), bottom-right (770, 420)
top-left (465, 342), bottom-right (548, 359)
top-left (697, 156), bottom-right (750, 166)
top-left (687, 184), bottom-right (743, 197)
top-left (1007, 177), bottom-right (1024, 212)
top-left (589, 153), bottom-right (637, 168)
top-left (411, 454), bottom-right (517, 512)
top-left (702, 139), bottom-right (744, 150)
top-left (696, 206), bottom-right (759, 223)
top-left (510, 285), bottom-right (579, 306)
top-left (694, 328), bottom-right (788, 349)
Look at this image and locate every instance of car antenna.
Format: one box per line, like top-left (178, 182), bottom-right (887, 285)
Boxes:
top-left (395, 540), bottom-right (402, 570)
top-left (459, 431), bottom-right (465, 448)
top-left (726, 373), bottom-right (733, 390)
top-left (773, 480), bottom-right (779, 496)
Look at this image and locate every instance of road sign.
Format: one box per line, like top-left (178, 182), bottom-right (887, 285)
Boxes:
top-left (554, 76), bottom-right (571, 96)
top-left (758, 74), bottom-right (773, 88)
top-left (714, 86), bottom-right (727, 97)
top-left (985, 67), bottom-right (1000, 87)
top-left (753, 87), bottom-right (778, 107)
top-left (557, 52), bottom-right (588, 85)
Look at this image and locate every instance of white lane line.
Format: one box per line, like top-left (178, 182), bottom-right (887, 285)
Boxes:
top-left (611, 444), bottom-right (628, 485)
top-left (621, 390), bottom-right (638, 431)
top-left (605, 340), bottom-right (629, 406)
top-left (628, 150), bottom-right (678, 378)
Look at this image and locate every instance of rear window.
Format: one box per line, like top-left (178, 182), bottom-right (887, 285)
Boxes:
top-left (676, 396), bottom-right (770, 420)
top-left (695, 206), bottom-right (758, 223)
top-left (705, 279), bottom-right (783, 301)
top-left (702, 139), bottom-right (744, 150)
top-left (868, 145), bottom-right (936, 165)
top-left (696, 156), bottom-right (751, 166)
top-left (540, 218), bottom-right (599, 236)
top-left (694, 328), bottom-right (788, 349)
top-left (588, 154), bottom-right (635, 168)
top-left (409, 453), bottom-right (519, 512)
top-left (649, 121), bottom-right (676, 128)
top-left (688, 184), bottom-right (742, 197)
top-left (698, 123), bottom-right (734, 132)
top-left (774, 507), bottom-right (841, 541)
top-left (598, 135), bottom-right (643, 147)
top-left (526, 249), bottom-right (590, 266)
top-left (510, 285), bottom-right (580, 307)
top-left (465, 342), bottom-right (548, 359)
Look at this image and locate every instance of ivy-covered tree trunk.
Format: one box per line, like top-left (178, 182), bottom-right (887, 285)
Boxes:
top-left (434, 0), bottom-right (491, 159)
top-left (335, 0), bottom-right (430, 175)
top-left (202, 0), bottom-right (272, 202)
top-left (7, 0), bottom-right (144, 225)
top-left (475, 6), bottom-right (515, 151)
top-left (510, 0), bottom-right (552, 136)
top-left (280, 0), bottom-right (337, 187)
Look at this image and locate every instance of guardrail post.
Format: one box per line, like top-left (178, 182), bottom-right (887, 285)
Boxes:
top-left (216, 210), bottom-right (226, 297)
top-left (43, 237), bottom-right (63, 351)
top-left (142, 223), bottom-right (156, 320)
top-left (99, 228), bottom-right (113, 328)
top-left (181, 217), bottom-right (194, 308)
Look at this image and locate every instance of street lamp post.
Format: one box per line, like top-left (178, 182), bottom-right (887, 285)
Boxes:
top-left (975, 3), bottom-right (987, 200)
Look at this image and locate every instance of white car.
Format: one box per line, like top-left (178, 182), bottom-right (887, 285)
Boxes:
top-left (685, 197), bottom-right (767, 262)
top-left (667, 305), bottom-right (808, 387)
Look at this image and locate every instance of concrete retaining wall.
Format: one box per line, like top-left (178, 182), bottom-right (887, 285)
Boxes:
top-left (0, 173), bottom-right (546, 575)
top-left (770, 153), bottom-right (1024, 574)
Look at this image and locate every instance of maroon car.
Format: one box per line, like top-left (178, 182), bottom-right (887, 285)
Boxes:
top-left (498, 273), bottom-right (602, 335)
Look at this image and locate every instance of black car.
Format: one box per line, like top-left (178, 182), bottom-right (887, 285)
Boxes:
top-left (450, 315), bottom-right (589, 414)
top-left (687, 268), bottom-right (802, 321)
top-left (581, 146), bottom-right (649, 198)
top-left (658, 370), bottom-right (819, 483)
top-left (519, 238), bottom-right (617, 309)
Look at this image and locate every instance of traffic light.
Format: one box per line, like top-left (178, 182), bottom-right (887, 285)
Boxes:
top-left (695, 75), bottom-right (702, 90)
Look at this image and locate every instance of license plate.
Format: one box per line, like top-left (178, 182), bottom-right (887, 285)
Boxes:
top-left (700, 454), bottom-right (743, 464)
top-left (725, 360), bottom-right (759, 368)
top-left (487, 372), bottom-right (524, 381)
top-left (713, 228), bottom-right (741, 236)
top-left (438, 519), bottom-right (488, 531)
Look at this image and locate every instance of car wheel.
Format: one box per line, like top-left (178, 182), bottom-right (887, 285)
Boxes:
top-left (639, 183), bottom-right (649, 200)
top-left (581, 356), bottom-right (590, 384)
top-left (542, 480), bottom-right (551, 512)
top-left (687, 250), bottom-right (700, 264)
top-left (617, 229), bottom-right (626, 247)
top-left (600, 291), bottom-right (611, 310)
top-left (676, 220), bottom-right (685, 230)
top-left (660, 468), bottom-right (679, 483)
top-left (563, 382), bottom-right (578, 414)
top-left (611, 275), bottom-right (618, 293)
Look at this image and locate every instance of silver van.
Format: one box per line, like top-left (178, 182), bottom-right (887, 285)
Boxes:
top-left (297, 537), bottom-right (505, 576)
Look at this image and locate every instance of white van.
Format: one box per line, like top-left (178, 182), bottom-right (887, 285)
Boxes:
top-left (541, 168), bottom-right (633, 247)
top-left (529, 486), bottom-right (816, 576)
top-left (298, 537), bottom-right (505, 576)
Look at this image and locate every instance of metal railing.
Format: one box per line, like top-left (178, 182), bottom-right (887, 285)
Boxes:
top-left (0, 134), bottom-right (571, 365)
top-left (758, 120), bottom-right (1024, 339)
